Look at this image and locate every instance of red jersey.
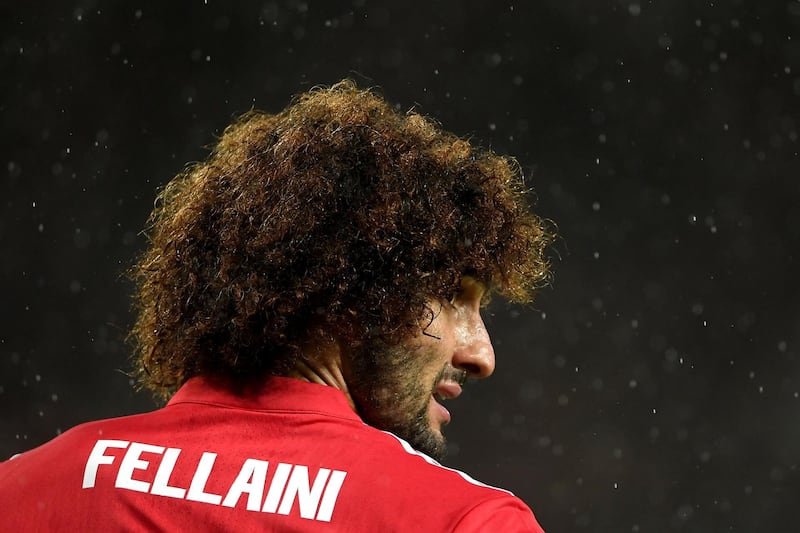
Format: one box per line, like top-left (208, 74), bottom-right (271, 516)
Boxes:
top-left (1, 377), bottom-right (545, 532)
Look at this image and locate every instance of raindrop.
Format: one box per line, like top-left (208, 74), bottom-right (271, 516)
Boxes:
top-left (676, 504), bottom-right (694, 520)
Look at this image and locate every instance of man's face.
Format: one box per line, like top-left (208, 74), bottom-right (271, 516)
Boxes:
top-left (346, 277), bottom-right (496, 461)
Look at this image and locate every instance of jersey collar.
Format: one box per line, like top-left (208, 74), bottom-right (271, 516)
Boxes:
top-left (167, 375), bottom-right (362, 422)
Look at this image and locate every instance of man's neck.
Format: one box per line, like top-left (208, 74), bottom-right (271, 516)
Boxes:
top-left (285, 338), bottom-right (357, 412)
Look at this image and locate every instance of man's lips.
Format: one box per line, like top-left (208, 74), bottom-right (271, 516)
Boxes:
top-left (431, 381), bottom-right (463, 426)
top-left (434, 381), bottom-right (463, 401)
top-left (432, 398), bottom-right (452, 425)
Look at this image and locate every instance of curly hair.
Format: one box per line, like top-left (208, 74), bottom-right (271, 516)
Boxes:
top-left (130, 80), bottom-right (552, 399)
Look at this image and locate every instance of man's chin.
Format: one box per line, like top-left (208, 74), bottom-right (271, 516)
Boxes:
top-left (359, 407), bottom-right (448, 460)
top-left (403, 424), bottom-right (447, 462)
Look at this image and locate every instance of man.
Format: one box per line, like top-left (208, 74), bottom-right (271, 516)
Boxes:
top-left (1, 81), bottom-right (551, 531)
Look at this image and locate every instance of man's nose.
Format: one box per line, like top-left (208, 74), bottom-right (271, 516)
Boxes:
top-left (452, 312), bottom-right (496, 379)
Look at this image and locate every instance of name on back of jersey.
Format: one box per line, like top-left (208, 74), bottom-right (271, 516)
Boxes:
top-left (82, 439), bottom-right (347, 522)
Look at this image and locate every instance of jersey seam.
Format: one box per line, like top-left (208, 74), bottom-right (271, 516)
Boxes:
top-left (166, 399), bottom-right (363, 423)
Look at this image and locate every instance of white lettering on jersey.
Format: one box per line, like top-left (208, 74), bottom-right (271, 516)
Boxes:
top-left (222, 458), bottom-right (269, 511)
top-left (151, 447), bottom-right (186, 498)
top-left (261, 462), bottom-right (292, 513)
top-left (186, 452), bottom-right (223, 505)
top-left (315, 469), bottom-right (347, 522)
top-left (278, 465), bottom-right (330, 519)
top-left (116, 442), bottom-right (165, 493)
top-left (81, 439), bottom-right (347, 523)
top-left (82, 439), bottom-right (130, 488)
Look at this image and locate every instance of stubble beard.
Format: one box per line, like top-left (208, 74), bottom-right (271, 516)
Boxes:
top-left (348, 338), bottom-right (448, 461)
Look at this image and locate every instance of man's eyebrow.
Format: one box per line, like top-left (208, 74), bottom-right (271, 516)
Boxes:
top-left (459, 275), bottom-right (490, 298)
top-left (464, 274), bottom-right (488, 287)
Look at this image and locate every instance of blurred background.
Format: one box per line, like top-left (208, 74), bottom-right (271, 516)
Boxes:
top-left (2, 1), bottom-right (799, 531)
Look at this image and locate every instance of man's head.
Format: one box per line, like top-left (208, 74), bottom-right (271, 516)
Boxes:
top-left (344, 275), bottom-right (496, 460)
top-left (130, 80), bottom-right (552, 458)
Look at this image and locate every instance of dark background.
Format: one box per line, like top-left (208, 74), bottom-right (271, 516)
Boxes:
top-left (2, 1), bottom-right (799, 531)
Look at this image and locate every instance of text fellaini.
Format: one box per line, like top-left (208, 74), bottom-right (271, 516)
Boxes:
top-left (83, 439), bottom-right (347, 522)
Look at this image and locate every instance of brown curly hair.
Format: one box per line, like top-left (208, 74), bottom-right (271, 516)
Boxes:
top-left (130, 80), bottom-right (552, 399)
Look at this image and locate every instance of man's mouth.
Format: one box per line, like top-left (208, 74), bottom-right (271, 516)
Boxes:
top-left (431, 381), bottom-right (463, 426)
top-left (429, 365), bottom-right (467, 428)
top-left (431, 395), bottom-right (452, 426)
top-left (434, 381), bottom-right (463, 402)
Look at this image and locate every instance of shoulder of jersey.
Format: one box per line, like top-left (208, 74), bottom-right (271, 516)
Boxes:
top-left (374, 429), bottom-right (515, 497)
